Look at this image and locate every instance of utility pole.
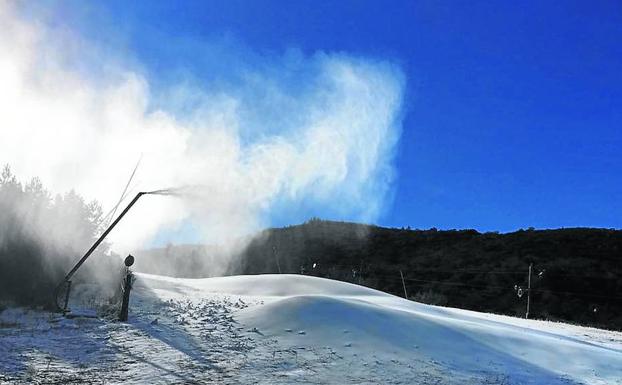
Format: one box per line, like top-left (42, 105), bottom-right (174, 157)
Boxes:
top-left (400, 270), bottom-right (408, 299)
top-left (526, 263), bottom-right (532, 319)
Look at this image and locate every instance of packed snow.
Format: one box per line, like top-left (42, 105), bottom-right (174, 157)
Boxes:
top-left (1, 273), bottom-right (621, 384)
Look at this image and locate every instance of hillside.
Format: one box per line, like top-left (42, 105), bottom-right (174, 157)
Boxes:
top-left (136, 220), bottom-right (622, 330)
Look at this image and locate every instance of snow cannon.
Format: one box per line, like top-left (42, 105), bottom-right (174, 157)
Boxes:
top-left (53, 191), bottom-right (161, 313)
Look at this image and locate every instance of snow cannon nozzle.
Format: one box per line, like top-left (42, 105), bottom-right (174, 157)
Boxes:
top-left (143, 187), bottom-right (184, 197)
top-left (124, 254), bottom-right (135, 267)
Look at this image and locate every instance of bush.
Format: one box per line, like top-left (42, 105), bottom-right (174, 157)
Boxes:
top-left (412, 290), bottom-right (448, 306)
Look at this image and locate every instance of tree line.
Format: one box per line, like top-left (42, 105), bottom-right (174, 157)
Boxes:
top-left (231, 219), bottom-right (622, 330)
top-left (0, 166), bottom-right (121, 309)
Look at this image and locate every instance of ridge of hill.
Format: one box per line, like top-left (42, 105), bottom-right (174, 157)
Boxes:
top-left (136, 220), bottom-right (622, 330)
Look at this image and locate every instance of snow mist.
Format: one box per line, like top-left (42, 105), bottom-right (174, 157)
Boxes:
top-left (0, 3), bottom-right (405, 279)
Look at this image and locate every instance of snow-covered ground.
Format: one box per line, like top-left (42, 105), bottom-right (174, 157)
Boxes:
top-left (1, 273), bottom-right (621, 384)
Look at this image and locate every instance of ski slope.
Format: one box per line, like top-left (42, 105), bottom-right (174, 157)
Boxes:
top-left (1, 273), bottom-right (621, 384)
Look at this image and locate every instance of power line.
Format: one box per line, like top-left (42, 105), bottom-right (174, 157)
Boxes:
top-left (318, 263), bottom-right (619, 280)
top-left (528, 288), bottom-right (622, 300)
top-left (397, 282), bottom-right (509, 298)
top-left (399, 277), bottom-right (510, 290)
top-left (313, 263), bottom-right (525, 274)
top-left (401, 269), bottom-right (526, 275)
top-left (360, 273), bottom-right (622, 300)
top-left (308, 263), bottom-right (621, 299)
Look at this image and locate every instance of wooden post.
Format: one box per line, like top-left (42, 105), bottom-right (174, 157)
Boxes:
top-left (526, 263), bottom-right (532, 319)
top-left (400, 270), bottom-right (408, 299)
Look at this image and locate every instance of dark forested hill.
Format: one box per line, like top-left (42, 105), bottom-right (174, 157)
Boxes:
top-left (138, 219), bottom-right (622, 330)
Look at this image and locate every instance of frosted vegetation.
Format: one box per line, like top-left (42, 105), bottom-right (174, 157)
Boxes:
top-left (0, 166), bottom-right (121, 309)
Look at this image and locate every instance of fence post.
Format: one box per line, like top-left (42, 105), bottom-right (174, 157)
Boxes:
top-left (526, 263), bottom-right (532, 319)
top-left (400, 270), bottom-right (408, 299)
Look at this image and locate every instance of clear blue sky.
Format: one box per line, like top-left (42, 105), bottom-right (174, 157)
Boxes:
top-left (42, 0), bottom-right (622, 232)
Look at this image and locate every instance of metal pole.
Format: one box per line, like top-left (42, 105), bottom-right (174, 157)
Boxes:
top-left (526, 263), bottom-right (532, 319)
top-left (119, 268), bottom-right (133, 322)
top-left (62, 280), bottom-right (72, 313)
top-left (400, 270), bottom-right (408, 299)
top-left (64, 192), bottom-right (145, 282)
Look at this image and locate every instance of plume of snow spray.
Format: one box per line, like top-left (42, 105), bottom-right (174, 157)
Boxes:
top-left (0, 2), bottom-right (405, 279)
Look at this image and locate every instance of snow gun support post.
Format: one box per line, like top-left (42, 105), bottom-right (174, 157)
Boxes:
top-left (54, 192), bottom-right (148, 313)
top-left (119, 254), bottom-right (135, 321)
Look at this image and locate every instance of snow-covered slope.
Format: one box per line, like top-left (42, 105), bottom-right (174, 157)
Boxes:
top-left (1, 273), bottom-right (621, 384)
top-left (135, 273), bottom-right (622, 384)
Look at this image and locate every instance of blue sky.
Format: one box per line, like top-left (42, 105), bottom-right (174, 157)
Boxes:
top-left (32, 0), bottom-right (622, 232)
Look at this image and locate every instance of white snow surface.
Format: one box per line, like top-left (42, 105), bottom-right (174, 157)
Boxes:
top-left (1, 273), bottom-right (621, 384)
